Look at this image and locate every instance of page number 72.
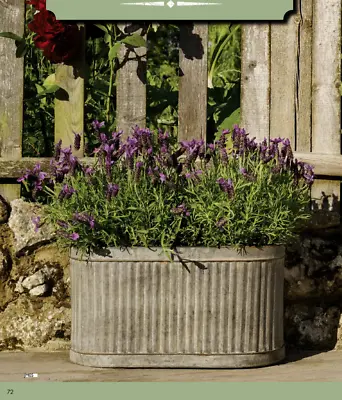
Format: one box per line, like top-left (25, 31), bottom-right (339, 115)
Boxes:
top-left (7, 389), bottom-right (13, 395)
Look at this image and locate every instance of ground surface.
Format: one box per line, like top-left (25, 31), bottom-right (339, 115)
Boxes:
top-left (1, 350), bottom-right (342, 381)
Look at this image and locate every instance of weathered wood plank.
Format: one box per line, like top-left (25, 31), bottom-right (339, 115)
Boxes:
top-left (54, 25), bottom-right (85, 157)
top-left (270, 16), bottom-right (298, 145)
top-left (178, 23), bottom-right (208, 142)
top-left (2, 151), bottom-right (342, 179)
top-left (241, 24), bottom-right (271, 142)
top-left (0, 0), bottom-right (25, 201)
top-left (311, 0), bottom-right (341, 212)
top-left (296, 0), bottom-right (313, 152)
top-left (116, 24), bottom-right (146, 137)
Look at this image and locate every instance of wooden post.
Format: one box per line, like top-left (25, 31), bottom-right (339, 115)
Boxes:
top-left (178, 23), bottom-right (208, 142)
top-left (311, 0), bottom-right (341, 214)
top-left (54, 25), bottom-right (85, 157)
top-left (0, 0), bottom-right (25, 202)
top-left (240, 24), bottom-right (271, 142)
top-left (116, 24), bottom-right (146, 137)
top-left (296, 0), bottom-right (313, 153)
top-left (270, 15), bottom-right (298, 146)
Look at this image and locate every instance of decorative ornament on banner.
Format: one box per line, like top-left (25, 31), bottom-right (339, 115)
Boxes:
top-left (46, 0), bottom-right (294, 20)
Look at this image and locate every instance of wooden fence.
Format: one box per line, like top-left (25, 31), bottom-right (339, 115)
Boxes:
top-left (0, 0), bottom-right (342, 216)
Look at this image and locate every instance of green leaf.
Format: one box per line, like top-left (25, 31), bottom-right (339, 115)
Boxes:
top-left (35, 84), bottom-right (45, 95)
top-left (36, 76), bottom-right (60, 97)
top-left (104, 33), bottom-right (111, 44)
top-left (41, 84), bottom-right (60, 95)
top-left (94, 24), bottom-right (109, 33)
top-left (151, 23), bottom-right (160, 32)
top-left (121, 34), bottom-right (146, 48)
top-left (15, 40), bottom-right (27, 58)
top-left (217, 108), bottom-right (241, 133)
top-left (0, 31), bottom-right (23, 42)
top-left (43, 73), bottom-right (57, 88)
top-left (108, 42), bottom-right (121, 61)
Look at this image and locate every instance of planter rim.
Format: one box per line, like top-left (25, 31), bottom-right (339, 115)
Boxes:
top-left (70, 245), bottom-right (285, 262)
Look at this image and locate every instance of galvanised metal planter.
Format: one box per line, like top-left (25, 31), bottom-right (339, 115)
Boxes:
top-left (69, 246), bottom-right (285, 368)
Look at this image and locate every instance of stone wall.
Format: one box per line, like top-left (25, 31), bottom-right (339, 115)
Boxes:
top-left (0, 197), bottom-right (342, 351)
top-left (0, 198), bottom-right (70, 351)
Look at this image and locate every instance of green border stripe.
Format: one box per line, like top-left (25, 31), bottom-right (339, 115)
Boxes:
top-left (46, 0), bottom-right (293, 20)
top-left (0, 382), bottom-right (339, 400)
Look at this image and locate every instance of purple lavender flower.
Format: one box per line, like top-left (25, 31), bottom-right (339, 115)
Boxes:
top-left (32, 216), bottom-right (41, 233)
top-left (73, 132), bottom-right (82, 151)
top-left (59, 184), bottom-right (76, 200)
top-left (135, 161), bottom-right (144, 182)
top-left (84, 166), bottom-right (94, 176)
top-left (70, 232), bottom-right (80, 241)
top-left (54, 139), bottom-right (62, 160)
top-left (159, 173), bottom-right (166, 183)
top-left (99, 133), bottom-right (108, 144)
top-left (217, 178), bottom-right (235, 199)
top-left (92, 120), bottom-right (105, 131)
top-left (17, 171), bottom-right (29, 183)
top-left (73, 212), bottom-right (95, 229)
top-left (239, 168), bottom-right (256, 182)
top-left (303, 163), bottom-right (315, 186)
top-left (57, 220), bottom-right (69, 229)
top-left (171, 203), bottom-right (190, 217)
top-left (185, 170), bottom-right (203, 182)
top-left (106, 183), bottom-right (119, 200)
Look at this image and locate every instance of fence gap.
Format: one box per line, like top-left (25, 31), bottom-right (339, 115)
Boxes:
top-left (0, 0), bottom-right (25, 202)
top-left (178, 23), bottom-right (208, 142)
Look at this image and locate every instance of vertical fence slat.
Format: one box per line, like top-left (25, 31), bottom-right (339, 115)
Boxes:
top-left (296, 0), bottom-right (313, 153)
top-left (178, 24), bottom-right (208, 142)
top-left (270, 16), bottom-right (298, 146)
top-left (0, 0), bottom-right (24, 201)
top-left (311, 0), bottom-right (341, 212)
top-left (54, 26), bottom-right (85, 157)
top-left (241, 25), bottom-right (271, 142)
top-left (116, 24), bottom-right (146, 137)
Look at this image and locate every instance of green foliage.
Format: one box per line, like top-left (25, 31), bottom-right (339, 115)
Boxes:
top-left (17, 17), bottom-right (241, 157)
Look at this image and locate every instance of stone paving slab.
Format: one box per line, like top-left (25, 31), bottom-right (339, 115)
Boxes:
top-left (1, 350), bottom-right (342, 382)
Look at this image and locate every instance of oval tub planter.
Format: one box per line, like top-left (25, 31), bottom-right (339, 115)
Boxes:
top-left (69, 246), bottom-right (285, 368)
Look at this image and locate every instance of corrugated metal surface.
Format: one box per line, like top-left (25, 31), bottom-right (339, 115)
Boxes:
top-left (71, 247), bottom-right (284, 356)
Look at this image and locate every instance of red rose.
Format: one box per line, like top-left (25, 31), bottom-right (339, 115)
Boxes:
top-left (34, 24), bottom-right (82, 64)
top-left (28, 10), bottom-right (65, 38)
top-left (26, 0), bottom-right (46, 11)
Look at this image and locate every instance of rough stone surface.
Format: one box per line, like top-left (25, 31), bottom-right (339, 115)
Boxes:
top-left (8, 199), bottom-right (55, 254)
top-left (285, 305), bottom-right (341, 350)
top-left (0, 195), bottom-right (10, 224)
top-left (29, 284), bottom-right (49, 297)
top-left (0, 296), bottom-right (71, 348)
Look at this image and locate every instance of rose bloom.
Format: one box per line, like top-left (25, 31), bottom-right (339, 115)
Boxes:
top-left (28, 10), bottom-right (82, 64)
top-left (26, 0), bottom-right (46, 11)
top-left (28, 10), bottom-right (65, 38)
top-left (39, 24), bottom-right (82, 63)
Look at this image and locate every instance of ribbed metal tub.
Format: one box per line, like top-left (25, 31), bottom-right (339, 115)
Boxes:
top-left (70, 246), bottom-right (285, 368)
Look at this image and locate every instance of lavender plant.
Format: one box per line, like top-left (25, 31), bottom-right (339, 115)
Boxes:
top-left (19, 124), bottom-right (314, 255)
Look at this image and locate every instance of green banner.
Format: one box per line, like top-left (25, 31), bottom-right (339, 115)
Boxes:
top-left (0, 382), bottom-right (338, 400)
top-left (46, 0), bottom-right (293, 20)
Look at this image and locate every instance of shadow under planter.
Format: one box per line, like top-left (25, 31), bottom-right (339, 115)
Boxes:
top-left (69, 246), bottom-right (285, 368)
